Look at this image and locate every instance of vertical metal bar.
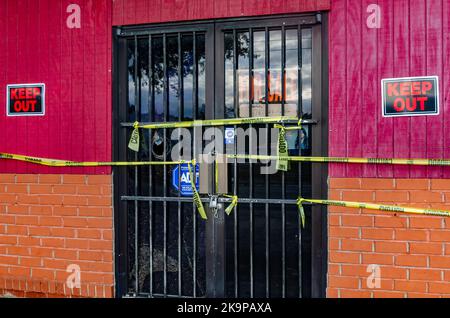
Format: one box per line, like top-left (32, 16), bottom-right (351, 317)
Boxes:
top-left (179, 33), bottom-right (184, 121)
top-left (177, 32), bottom-right (183, 297)
top-left (297, 25), bottom-right (303, 299)
top-left (114, 35), bottom-right (129, 298)
top-left (205, 25), bottom-right (225, 298)
top-left (264, 27), bottom-right (270, 298)
top-left (163, 33), bottom-right (168, 297)
top-left (232, 29), bottom-right (239, 298)
top-left (248, 28), bottom-right (254, 298)
top-left (193, 32), bottom-right (198, 120)
top-left (249, 29), bottom-right (253, 119)
top-left (281, 26), bottom-right (286, 299)
top-left (148, 34), bottom-right (154, 297)
top-left (192, 31), bottom-right (197, 297)
top-left (234, 30), bottom-right (239, 119)
top-left (310, 22), bottom-right (327, 298)
top-left (133, 35), bottom-right (140, 296)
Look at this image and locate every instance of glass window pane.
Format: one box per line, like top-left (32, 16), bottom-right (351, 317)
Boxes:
top-left (127, 39), bottom-right (136, 122)
top-left (301, 29), bottom-right (312, 118)
top-left (268, 30), bottom-right (282, 117)
top-left (152, 37), bottom-right (164, 122)
top-left (285, 29), bottom-right (299, 118)
top-left (167, 36), bottom-right (179, 121)
top-left (196, 34), bottom-right (206, 120)
top-left (237, 31), bottom-right (250, 117)
top-left (138, 38), bottom-right (150, 122)
top-left (269, 30), bottom-right (282, 69)
top-left (252, 31), bottom-right (266, 117)
top-left (224, 32), bottom-right (235, 118)
top-left (182, 35), bottom-right (194, 121)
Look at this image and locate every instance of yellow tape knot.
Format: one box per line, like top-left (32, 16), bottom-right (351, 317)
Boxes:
top-left (223, 195), bottom-right (238, 215)
top-left (296, 197), bottom-right (306, 228)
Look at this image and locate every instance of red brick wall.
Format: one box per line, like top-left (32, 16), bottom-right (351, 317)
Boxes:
top-left (328, 178), bottom-right (450, 298)
top-left (0, 174), bottom-right (114, 298)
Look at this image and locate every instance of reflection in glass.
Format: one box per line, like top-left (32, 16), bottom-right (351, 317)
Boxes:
top-left (182, 35), bottom-right (194, 120)
top-left (224, 33), bottom-right (235, 118)
top-left (252, 31), bottom-right (266, 117)
top-left (127, 39), bottom-right (136, 122)
top-left (285, 29), bottom-right (298, 106)
top-left (268, 30), bottom-right (282, 117)
top-left (196, 34), bottom-right (206, 119)
top-left (138, 38), bottom-right (150, 122)
top-left (167, 36), bottom-right (179, 121)
top-left (302, 29), bottom-right (312, 118)
top-left (152, 37), bottom-right (164, 122)
top-left (237, 32), bottom-right (250, 117)
top-left (285, 29), bottom-right (299, 151)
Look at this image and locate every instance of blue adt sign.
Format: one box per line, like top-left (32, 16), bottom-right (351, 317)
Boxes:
top-left (172, 164), bottom-right (200, 197)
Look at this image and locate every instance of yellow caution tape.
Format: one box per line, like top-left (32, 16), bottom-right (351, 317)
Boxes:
top-left (129, 116), bottom-right (300, 152)
top-left (276, 126), bottom-right (289, 172)
top-left (296, 198), bottom-right (307, 228)
top-left (0, 152), bottom-right (188, 167)
top-left (187, 161), bottom-right (207, 220)
top-left (5, 151), bottom-right (450, 220)
top-left (128, 122), bottom-right (140, 152)
top-left (228, 154), bottom-right (450, 166)
top-left (222, 194), bottom-right (239, 216)
top-left (274, 119), bottom-right (304, 171)
top-left (297, 197), bottom-right (450, 218)
top-left (274, 117), bottom-right (304, 131)
top-left (0, 152), bottom-right (207, 218)
top-left (135, 116), bottom-right (299, 130)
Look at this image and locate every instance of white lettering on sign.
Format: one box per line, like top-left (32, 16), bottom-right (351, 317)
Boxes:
top-left (181, 172), bottom-right (191, 184)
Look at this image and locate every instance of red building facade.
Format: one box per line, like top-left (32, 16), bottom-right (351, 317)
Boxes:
top-left (0, 0), bottom-right (449, 298)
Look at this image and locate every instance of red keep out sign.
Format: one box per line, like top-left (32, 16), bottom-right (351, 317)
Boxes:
top-left (382, 76), bottom-right (439, 117)
top-left (7, 83), bottom-right (45, 116)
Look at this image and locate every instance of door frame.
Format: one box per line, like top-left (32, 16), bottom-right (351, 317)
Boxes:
top-left (112, 12), bottom-right (329, 298)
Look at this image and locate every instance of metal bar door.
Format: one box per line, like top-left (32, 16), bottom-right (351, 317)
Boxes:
top-left (114, 23), bottom-right (216, 298)
top-left (113, 13), bottom-right (327, 299)
top-left (214, 14), bottom-right (327, 298)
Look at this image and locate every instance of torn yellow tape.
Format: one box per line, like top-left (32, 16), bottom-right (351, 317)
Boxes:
top-left (187, 161), bottom-right (207, 220)
top-left (298, 197), bottom-right (450, 218)
top-left (128, 121), bottom-right (140, 152)
top-left (221, 195), bottom-right (238, 216)
top-left (276, 126), bottom-right (289, 171)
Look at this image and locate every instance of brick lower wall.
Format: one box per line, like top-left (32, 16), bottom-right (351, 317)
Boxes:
top-left (328, 178), bottom-right (450, 298)
top-left (0, 174), bottom-right (114, 298)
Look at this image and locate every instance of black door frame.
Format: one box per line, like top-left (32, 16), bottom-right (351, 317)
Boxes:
top-left (112, 12), bottom-right (329, 298)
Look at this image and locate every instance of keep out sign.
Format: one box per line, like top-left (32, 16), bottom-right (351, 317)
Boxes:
top-left (7, 84), bottom-right (45, 116)
top-left (382, 76), bottom-right (439, 117)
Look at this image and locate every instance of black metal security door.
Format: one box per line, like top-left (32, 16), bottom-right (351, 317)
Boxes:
top-left (113, 14), bottom-right (328, 299)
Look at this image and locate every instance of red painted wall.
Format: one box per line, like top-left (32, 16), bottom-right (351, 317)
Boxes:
top-left (329, 0), bottom-right (450, 179)
top-left (112, 0), bottom-right (331, 26)
top-left (0, 0), bottom-right (112, 175)
top-left (1, 0), bottom-right (449, 180)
